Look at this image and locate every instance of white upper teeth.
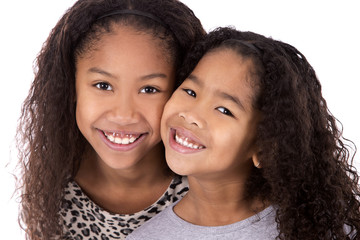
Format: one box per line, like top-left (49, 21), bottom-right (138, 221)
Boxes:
top-left (104, 132), bottom-right (138, 145)
top-left (175, 134), bottom-right (204, 149)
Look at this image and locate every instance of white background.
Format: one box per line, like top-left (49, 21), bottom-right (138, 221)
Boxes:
top-left (0, 1), bottom-right (359, 238)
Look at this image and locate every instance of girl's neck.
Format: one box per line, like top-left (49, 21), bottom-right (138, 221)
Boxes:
top-left (174, 176), bottom-right (267, 226)
top-left (76, 143), bottom-right (170, 186)
top-left (74, 143), bottom-right (173, 214)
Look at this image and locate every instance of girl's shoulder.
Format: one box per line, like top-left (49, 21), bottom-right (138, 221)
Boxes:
top-left (59, 175), bottom-right (189, 239)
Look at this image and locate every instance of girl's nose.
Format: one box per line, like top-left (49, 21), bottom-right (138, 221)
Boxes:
top-left (106, 95), bottom-right (139, 125)
top-left (178, 111), bottom-right (205, 129)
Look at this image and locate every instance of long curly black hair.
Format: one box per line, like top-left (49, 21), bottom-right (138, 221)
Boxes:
top-left (179, 27), bottom-right (360, 240)
top-left (16, 0), bottom-right (205, 239)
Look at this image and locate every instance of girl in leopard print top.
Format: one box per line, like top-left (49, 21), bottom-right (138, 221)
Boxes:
top-left (61, 175), bottom-right (188, 239)
top-left (16, 0), bottom-right (205, 239)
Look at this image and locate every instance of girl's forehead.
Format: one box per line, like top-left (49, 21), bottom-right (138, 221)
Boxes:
top-left (188, 49), bottom-right (258, 110)
top-left (76, 22), bottom-right (174, 64)
top-left (204, 47), bottom-right (261, 97)
top-left (198, 48), bottom-right (254, 80)
top-left (76, 26), bottom-right (175, 73)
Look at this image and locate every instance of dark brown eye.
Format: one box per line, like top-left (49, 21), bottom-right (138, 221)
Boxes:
top-left (216, 107), bottom-right (234, 117)
top-left (94, 82), bottom-right (112, 91)
top-left (183, 88), bottom-right (196, 97)
top-left (140, 86), bottom-right (159, 94)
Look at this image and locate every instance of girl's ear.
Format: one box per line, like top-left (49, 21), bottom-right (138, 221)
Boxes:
top-left (252, 153), bottom-right (261, 168)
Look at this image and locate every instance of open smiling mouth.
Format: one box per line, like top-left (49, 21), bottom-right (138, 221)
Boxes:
top-left (173, 130), bottom-right (205, 150)
top-left (103, 131), bottom-right (142, 145)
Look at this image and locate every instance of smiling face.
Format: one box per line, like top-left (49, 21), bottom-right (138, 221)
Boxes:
top-left (75, 25), bottom-right (175, 170)
top-left (161, 48), bottom-right (260, 180)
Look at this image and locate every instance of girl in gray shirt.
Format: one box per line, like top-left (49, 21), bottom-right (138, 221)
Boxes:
top-left (128, 27), bottom-right (360, 240)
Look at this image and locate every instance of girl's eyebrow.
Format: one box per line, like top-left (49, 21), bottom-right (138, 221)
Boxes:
top-left (216, 90), bottom-right (245, 111)
top-left (88, 67), bottom-right (115, 78)
top-left (88, 67), bottom-right (168, 80)
top-left (187, 73), bottom-right (246, 111)
top-left (140, 73), bottom-right (168, 81)
top-left (187, 74), bottom-right (203, 87)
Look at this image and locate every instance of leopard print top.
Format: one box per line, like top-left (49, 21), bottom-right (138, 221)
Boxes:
top-left (60, 175), bottom-right (188, 240)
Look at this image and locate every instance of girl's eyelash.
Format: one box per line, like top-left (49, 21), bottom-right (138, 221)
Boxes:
top-left (216, 107), bottom-right (234, 117)
top-left (182, 88), bottom-right (196, 97)
top-left (94, 82), bottom-right (112, 91)
top-left (181, 88), bottom-right (233, 117)
top-left (139, 86), bottom-right (160, 94)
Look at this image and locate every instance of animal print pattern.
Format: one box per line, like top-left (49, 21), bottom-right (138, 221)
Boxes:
top-left (60, 175), bottom-right (188, 240)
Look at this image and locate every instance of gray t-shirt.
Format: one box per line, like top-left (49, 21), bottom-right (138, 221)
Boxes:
top-left (127, 202), bottom-right (278, 240)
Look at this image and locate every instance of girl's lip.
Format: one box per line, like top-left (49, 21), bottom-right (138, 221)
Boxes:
top-left (97, 129), bottom-right (147, 152)
top-left (168, 127), bottom-right (206, 154)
